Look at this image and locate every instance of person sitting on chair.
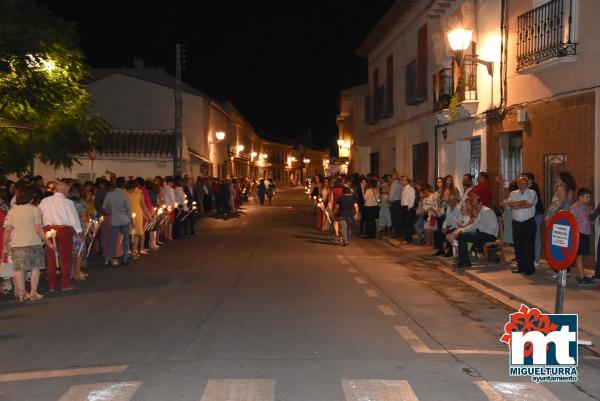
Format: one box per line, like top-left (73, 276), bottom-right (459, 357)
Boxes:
top-left (453, 195), bottom-right (499, 268)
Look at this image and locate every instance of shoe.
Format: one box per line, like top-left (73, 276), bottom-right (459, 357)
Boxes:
top-left (444, 251), bottom-right (453, 257)
top-left (48, 287), bottom-right (56, 292)
top-left (454, 261), bottom-right (471, 269)
top-left (140, 249), bottom-right (148, 255)
top-left (524, 271), bottom-right (535, 276)
top-left (150, 245), bottom-right (160, 250)
top-left (577, 277), bottom-right (595, 286)
top-left (28, 292), bottom-right (44, 301)
top-left (121, 259), bottom-right (131, 266)
top-left (511, 269), bottom-right (523, 274)
top-left (61, 285), bottom-right (75, 291)
top-left (432, 250), bottom-right (444, 256)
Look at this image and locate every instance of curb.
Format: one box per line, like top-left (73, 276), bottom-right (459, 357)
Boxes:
top-left (381, 237), bottom-right (600, 355)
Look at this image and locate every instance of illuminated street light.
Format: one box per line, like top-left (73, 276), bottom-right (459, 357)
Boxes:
top-left (447, 28), bottom-right (472, 52)
top-left (215, 131), bottom-right (225, 141)
top-left (236, 144), bottom-right (245, 152)
top-left (337, 139), bottom-right (345, 146)
top-left (290, 156), bottom-right (297, 162)
top-left (262, 154), bottom-right (268, 159)
top-left (250, 151), bottom-right (258, 158)
top-left (303, 158), bottom-right (310, 164)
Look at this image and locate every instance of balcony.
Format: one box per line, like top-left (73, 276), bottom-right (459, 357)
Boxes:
top-left (364, 95), bottom-right (377, 125)
top-left (517, 0), bottom-right (577, 71)
top-left (433, 68), bottom-right (453, 111)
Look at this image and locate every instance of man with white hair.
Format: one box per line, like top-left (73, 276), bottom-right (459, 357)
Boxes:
top-left (39, 178), bottom-right (82, 291)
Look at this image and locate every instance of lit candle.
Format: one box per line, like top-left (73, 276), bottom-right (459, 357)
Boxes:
top-left (132, 212), bottom-right (136, 219)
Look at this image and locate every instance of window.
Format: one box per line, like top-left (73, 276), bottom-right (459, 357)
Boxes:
top-left (370, 152), bottom-right (380, 176)
top-left (470, 137), bottom-right (481, 180)
top-left (385, 55), bottom-right (394, 116)
top-left (406, 24), bottom-right (428, 105)
top-left (372, 68), bottom-right (379, 97)
top-left (412, 143), bottom-right (429, 184)
top-left (433, 68), bottom-right (454, 110)
top-left (388, 147), bottom-right (396, 172)
top-left (498, 131), bottom-right (523, 183)
top-left (544, 153), bottom-right (567, 208)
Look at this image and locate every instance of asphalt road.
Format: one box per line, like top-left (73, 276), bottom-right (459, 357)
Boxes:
top-left (1, 188), bottom-right (599, 401)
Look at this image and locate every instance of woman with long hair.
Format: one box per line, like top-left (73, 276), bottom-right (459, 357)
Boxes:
top-left (362, 178), bottom-right (380, 239)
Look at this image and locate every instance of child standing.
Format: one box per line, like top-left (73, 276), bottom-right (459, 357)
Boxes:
top-left (569, 188), bottom-right (595, 285)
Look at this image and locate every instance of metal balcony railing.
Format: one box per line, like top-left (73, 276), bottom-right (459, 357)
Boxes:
top-left (433, 68), bottom-right (454, 110)
top-left (517, 0), bottom-right (577, 70)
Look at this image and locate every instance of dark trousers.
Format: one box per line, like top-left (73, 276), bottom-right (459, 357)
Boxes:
top-left (364, 206), bottom-right (378, 239)
top-left (457, 230), bottom-right (496, 264)
top-left (391, 200), bottom-right (402, 238)
top-left (513, 217), bottom-right (536, 274)
top-left (400, 206), bottom-right (415, 243)
top-left (359, 206), bottom-right (367, 235)
top-left (596, 235), bottom-right (600, 278)
top-left (434, 214), bottom-right (446, 249)
top-left (173, 208), bottom-right (184, 238)
top-left (435, 227), bottom-right (454, 253)
top-left (258, 193), bottom-right (265, 206)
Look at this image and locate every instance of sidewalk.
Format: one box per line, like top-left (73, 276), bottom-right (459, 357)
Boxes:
top-left (382, 236), bottom-right (600, 354)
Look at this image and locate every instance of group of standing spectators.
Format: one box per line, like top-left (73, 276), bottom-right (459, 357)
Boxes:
top-left (309, 169), bottom-right (600, 286)
top-left (0, 173), bottom-right (256, 302)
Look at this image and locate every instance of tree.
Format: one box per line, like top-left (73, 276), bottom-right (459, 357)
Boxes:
top-left (0, 0), bottom-right (108, 176)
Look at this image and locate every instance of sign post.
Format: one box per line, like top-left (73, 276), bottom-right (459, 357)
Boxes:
top-left (545, 210), bottom-right (579, 314)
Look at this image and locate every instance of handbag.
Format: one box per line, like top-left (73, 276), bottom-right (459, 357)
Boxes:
top-left (428, 214), bottom-right (437, 227)
top-left (0, 253), bottom-right (14, 278)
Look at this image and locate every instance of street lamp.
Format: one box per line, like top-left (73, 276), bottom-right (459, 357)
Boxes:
top-left (290, 156), bottom-right (297, 162)
top-left (303, 158), bottom-right (310, 164)
top-left (447, 28), bottom-right (493, 75)
top-left (250, 151), bottom-right (258, 158)
top-left (215, 131), bottom-right (225, 141)
top-left (337, 139), bottom-right (345, 146)
top-left (261, 153), bottom-right (268, 160)
top-left (236, 144), bottom-right (245, 152)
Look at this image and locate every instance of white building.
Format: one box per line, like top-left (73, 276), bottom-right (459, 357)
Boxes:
top-left (357, 0), bottom-right (502, 186)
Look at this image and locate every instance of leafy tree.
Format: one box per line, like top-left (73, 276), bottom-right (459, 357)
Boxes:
top-left (0, 0), bottom-right (108, 176)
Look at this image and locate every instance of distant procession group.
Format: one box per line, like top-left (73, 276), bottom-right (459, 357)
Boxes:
top-left (308, 169), bottom-right (600, 286)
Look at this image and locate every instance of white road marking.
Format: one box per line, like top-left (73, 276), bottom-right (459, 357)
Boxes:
top-left (354, 277), bottom-right (368, 285)
top-left (58, 381), bottom-right (141, 401)
top-left (378, 305), bottom-right (397, 316)
top-left (0, 365), bottom-right (128, 383)
top-left (475, 381), bottom-right (560, 401)
top-left (347, 267), bottom-right (358, 273)
top-left (199, 379), bottom-right (275, 401)
top-left (336, 254), bottom-right (350, 265)
top-left (365, 289), bottom-right (380, 298)
top-left (341, 379), bottom-right (419, 401)
top-left (394, 326), bottom-right (507, 355)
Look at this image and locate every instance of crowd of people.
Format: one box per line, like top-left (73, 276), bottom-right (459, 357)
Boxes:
top-left (309, 170), bottom-right (600, 286)
top-left (0, 174), bottom-right (275, 302)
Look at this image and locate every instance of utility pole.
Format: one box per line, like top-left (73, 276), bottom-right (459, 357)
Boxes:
top-left (174, 43), bottom-right (183, 176)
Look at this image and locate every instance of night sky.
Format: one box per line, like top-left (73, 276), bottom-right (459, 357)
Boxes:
top-left (39, 0), bottom-right (394, 150)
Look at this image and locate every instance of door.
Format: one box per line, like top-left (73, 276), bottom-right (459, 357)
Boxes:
top-left (370, 152), bottom-right (380, 177)
top-left (412, 142), bottom-right (429, 184)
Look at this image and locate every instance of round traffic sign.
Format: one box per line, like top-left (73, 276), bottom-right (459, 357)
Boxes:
top-left (545, 210), bottom-right (579, 271)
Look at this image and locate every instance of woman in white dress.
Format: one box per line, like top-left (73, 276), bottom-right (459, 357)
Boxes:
top-left (378, 180), bottom-right (392, 233)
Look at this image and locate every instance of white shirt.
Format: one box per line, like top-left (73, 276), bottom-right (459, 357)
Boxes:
top-left (442, 205), bottom-right (462, 229)
top-left (401, 184), bottom-right (415, 209)
top-left (507, 188), bottom-right (537, 222)
top-left (39, 192), bottom-right (83, 233)
top-left (174, 187), bottom-right (188, 211)
top-left (461, 206), bottom-right (499, 237)
top-left (161, 185), bottom-right (176, 206)
top-left (462, 187), bottom-right (473, 203)
top-left (389, 179), bottom-right (403, 202)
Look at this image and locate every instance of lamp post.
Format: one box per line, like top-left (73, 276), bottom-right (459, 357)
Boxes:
top-left (215, 131), bottom-right (225, 177)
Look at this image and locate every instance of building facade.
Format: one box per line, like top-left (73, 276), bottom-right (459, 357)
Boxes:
top-left (336, 84), bottom-right (370, 175)
top-left (357, 0), bottom-right (502, 187)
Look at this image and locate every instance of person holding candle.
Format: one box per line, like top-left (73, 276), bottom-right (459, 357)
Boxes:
top-left (5, 187), bottom-right (55, 300)
top-left (102, 177), bottom-right (132, 267)
top-left (39, 178), bottom-right (82, 291)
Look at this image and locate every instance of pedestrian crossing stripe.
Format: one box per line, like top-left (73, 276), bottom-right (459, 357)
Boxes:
top-left (31, 379), bottom-right (563, 400)
top-left (57, 381), bottom-right (141, 401)
top-left (342, 379), bottom-right (419, 401)
top-left (199, 379), bottom-right (276, 401)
